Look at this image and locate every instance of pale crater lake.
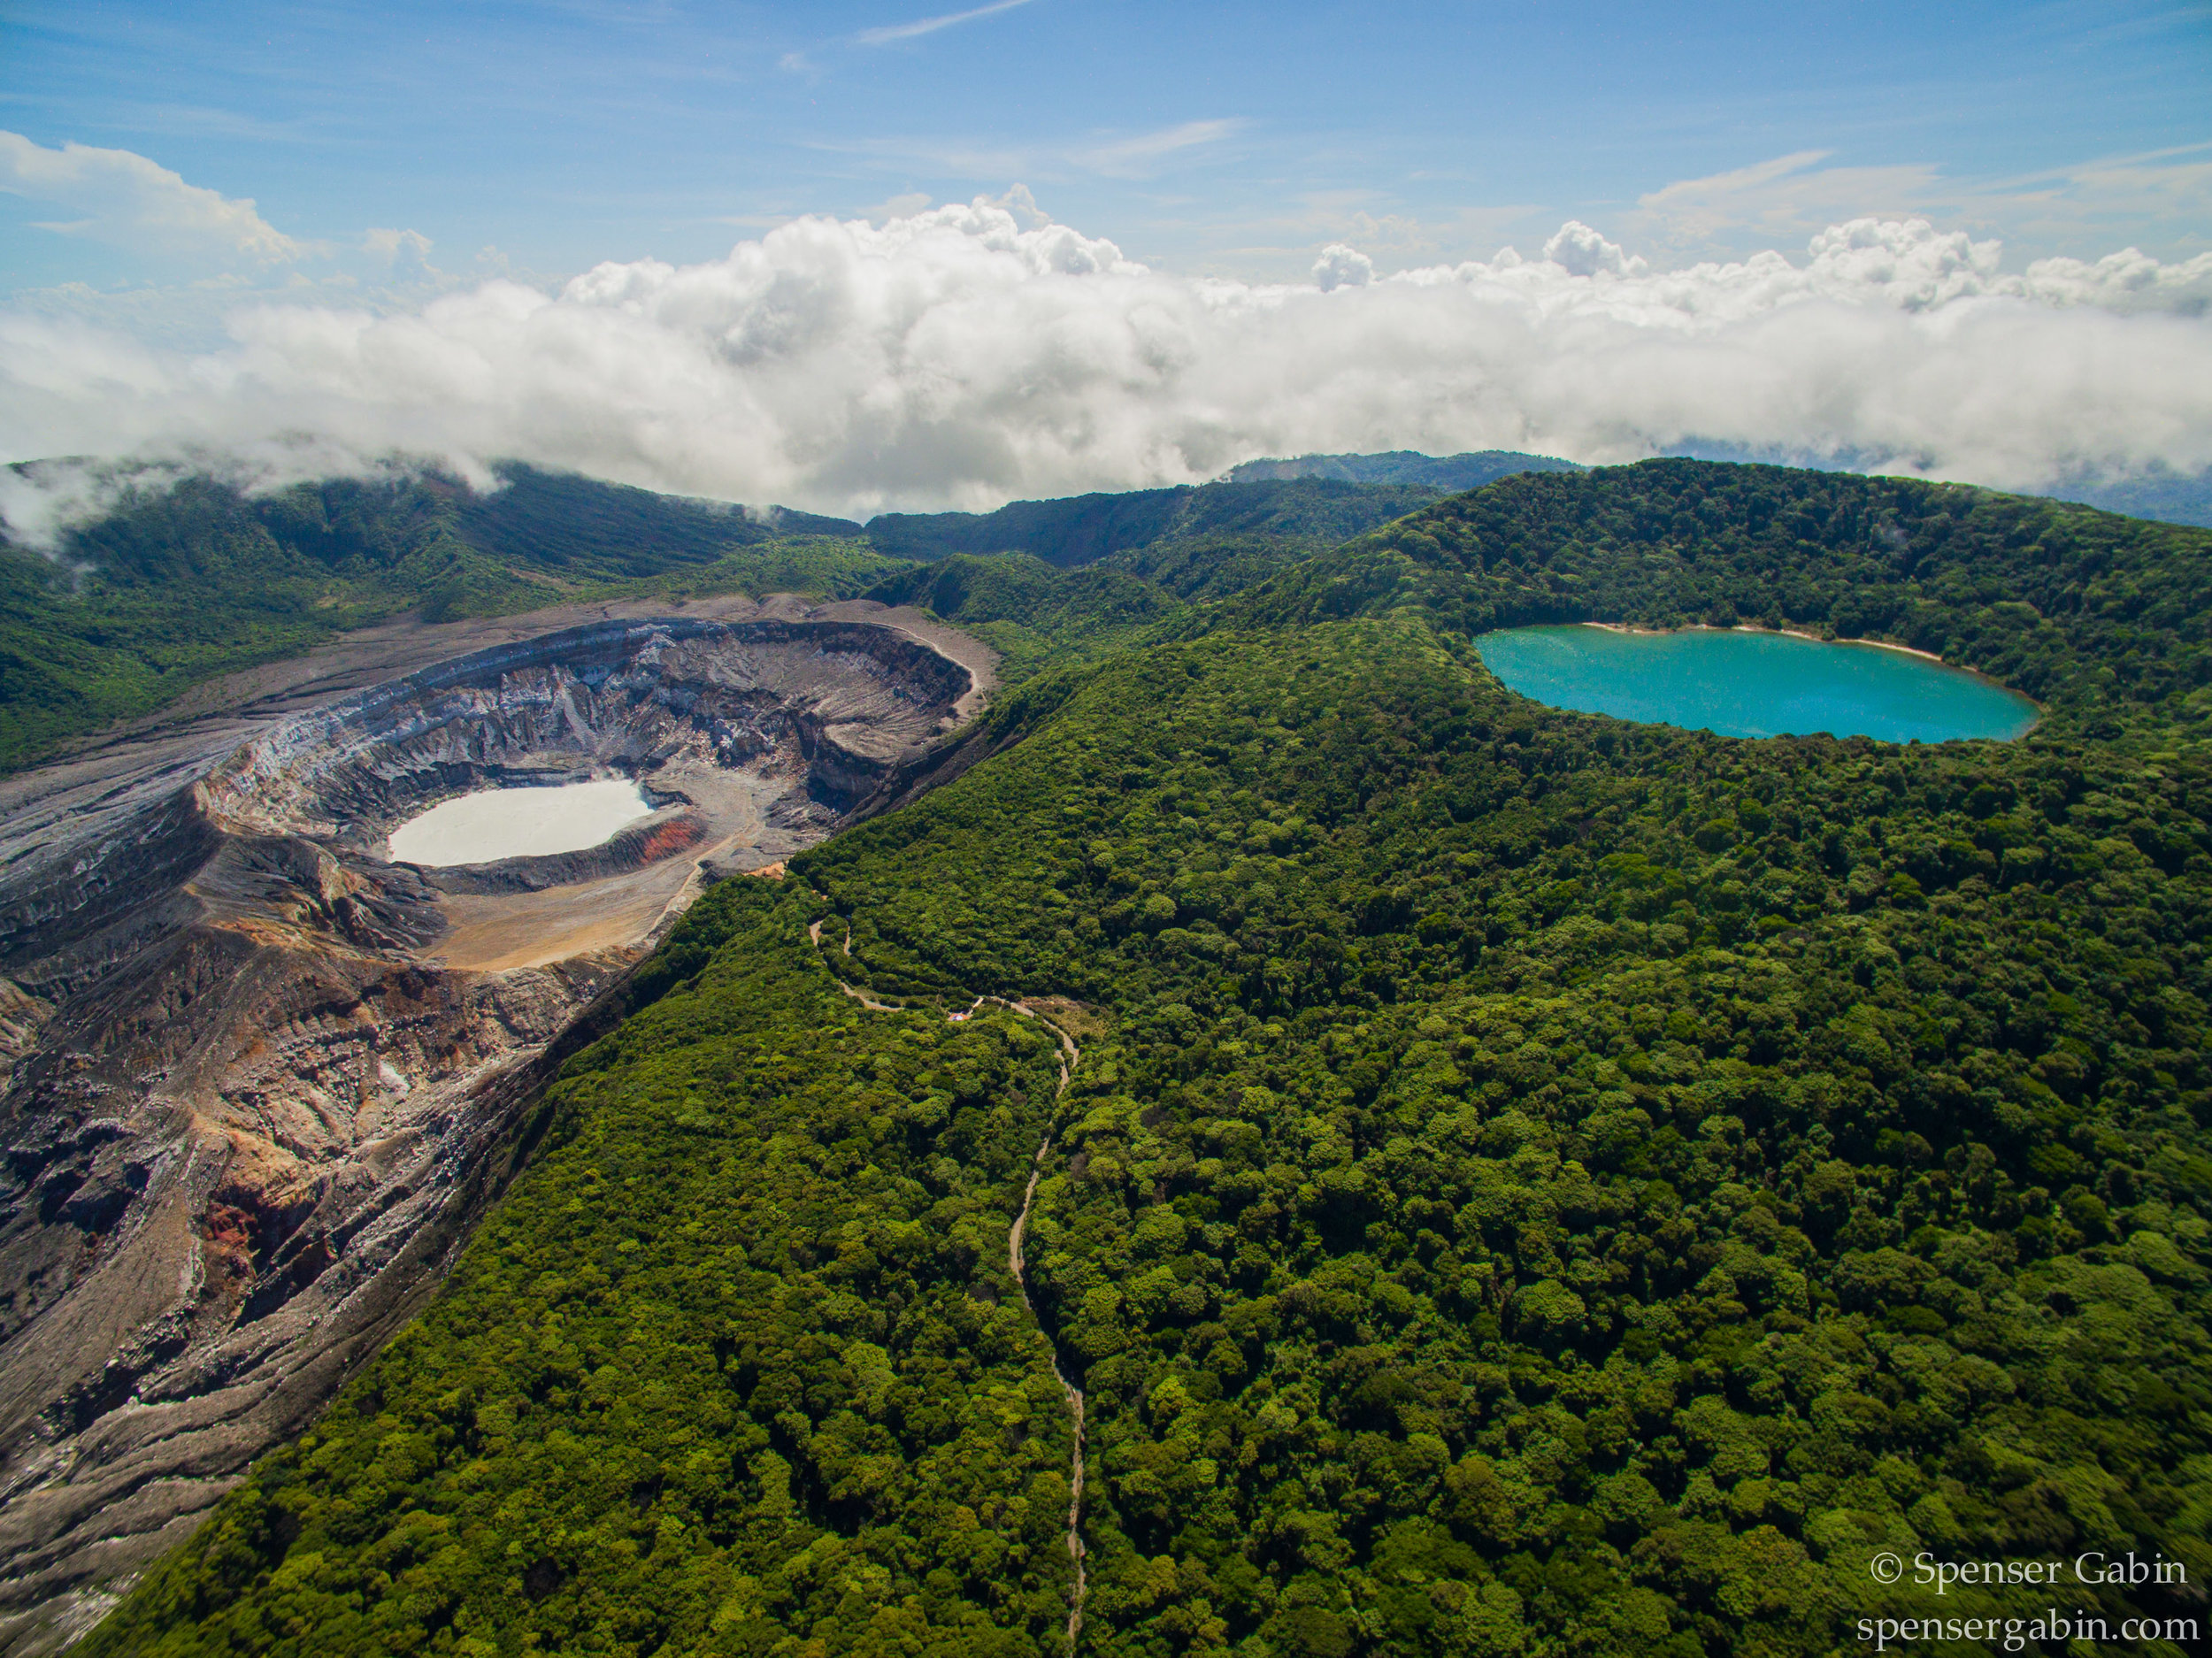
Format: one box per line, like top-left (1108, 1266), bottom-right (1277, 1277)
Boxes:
top-left (1476, 626), bottom-right (2039, 743)
top-left (387, 779), bottom-right (653, 867)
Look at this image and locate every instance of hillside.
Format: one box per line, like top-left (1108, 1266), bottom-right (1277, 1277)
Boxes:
top-left (1220, 460), bottom-right (2212, 720)
top-left (85, 461), bottom-right (2212, 1657)
top-left (2052, 469), bottom-right (2212, 533)
top-left (0, 468), bottom-right (1457, 775)
top-left (0, 468), bottom-right (1457, 772)
top-left (1663, 446), bottom-right (2212, 533)
top-left (20, 454), bottom-right (2195, 778)
top-left (859, 554), bottom-right (1189, 684)
top-left (0, 464), bottom-right (884, 771)
top-left (845, 475), bottom-right (1505, 675)
top-left (860, 478), bottom-right (1441, 571)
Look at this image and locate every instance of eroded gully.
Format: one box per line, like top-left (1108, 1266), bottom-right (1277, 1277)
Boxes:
top-left (808, 917), bottom-right (1088, 1649)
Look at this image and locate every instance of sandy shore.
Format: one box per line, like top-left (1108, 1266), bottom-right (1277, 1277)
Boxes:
top-left (1577, 619), bottom-right (1953, 666)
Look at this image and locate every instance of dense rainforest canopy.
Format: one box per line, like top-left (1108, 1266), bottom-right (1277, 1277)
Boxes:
top-left (61, 461), bottom-right (2212, 1656)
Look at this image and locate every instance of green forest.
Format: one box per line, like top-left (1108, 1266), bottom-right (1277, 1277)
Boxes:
top-left (858, 477), bottom-right (1448, 572)
top-left (66, 461), bottom-right (2212, 1655)
top-left (0, 463), bottom-right (1455, 772)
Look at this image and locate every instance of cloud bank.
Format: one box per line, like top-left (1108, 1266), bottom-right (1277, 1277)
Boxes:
top-left (0, 131), bottom-right (303, 265)
top-left (4, 196), bottom-right (2210, 533)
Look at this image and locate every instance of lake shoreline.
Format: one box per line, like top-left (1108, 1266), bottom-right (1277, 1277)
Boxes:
top-left (1578, 620), bottom-right (1956, 668)
top-left (1481, 621), bottom-right (2041, 742)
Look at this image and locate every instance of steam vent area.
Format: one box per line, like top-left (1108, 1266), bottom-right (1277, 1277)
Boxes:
top-left (0, 611), bottom-right (983, 1641)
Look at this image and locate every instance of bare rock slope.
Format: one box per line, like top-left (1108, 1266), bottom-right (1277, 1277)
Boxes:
top-left (0, 612), bottom-right (981, 1650)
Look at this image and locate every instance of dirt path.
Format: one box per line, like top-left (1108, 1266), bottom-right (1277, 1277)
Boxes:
top-left (809, 923), bottom-right (1088, 1649)
top-left (1001, 1006), bottom-right (1087, 1654)
top-left (807, 918), bottom-right (900, 1010)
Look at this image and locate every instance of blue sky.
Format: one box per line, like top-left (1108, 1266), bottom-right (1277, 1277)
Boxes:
top-left (2, 2), bottom-right (2208, 516)
top-left (4, 0), bottom-right (2208, 294)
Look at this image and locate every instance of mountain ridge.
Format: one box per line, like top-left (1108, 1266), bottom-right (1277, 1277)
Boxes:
top-left (1221, 449), bottom-right (1584, 491)
top-left (11, 451), bottom-right (2205, 776)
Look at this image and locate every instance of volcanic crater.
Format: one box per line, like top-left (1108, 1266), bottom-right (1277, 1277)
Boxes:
top-left (0, 610), bottom-right (984, 1649)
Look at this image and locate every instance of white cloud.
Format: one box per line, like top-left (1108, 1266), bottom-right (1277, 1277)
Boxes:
top-left (0, 454), bottom-right (184, 552)
top-left (363, 227), bottom-right (442, 282)
top-left (4, 199), bottom-right (2210, 535)
top-left (856, 0), bottom-right (1035, 47)
top-left (0, 129), bottom-right (304, 265)
top-left (1541, 221), bottom-right (1648, 279)
top-left (1312, 243), bottom-right (1373, 292)
top-left (987, 183), bottom-right (1049, 230)
top-left (1645, 150), bottom-right (1838, 210)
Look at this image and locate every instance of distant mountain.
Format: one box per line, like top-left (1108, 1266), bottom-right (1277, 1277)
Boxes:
top-left (1221, 448), bottom-right (1584, 490)
top-left (0, 465), bottom-right (1452, 773)
top-left (18, 445), bottom-right (2204, 779)
top-left (1230, 443), bottom-right (2212, 532)
top-left (1665, 442), bottom-right (2212, 531)
top-left (861, 476), bottom-right (1438, 569)
top-left (440, 464), bottom-right (864, 560)
top-left (2044, 469), bottom-right (2212, 531)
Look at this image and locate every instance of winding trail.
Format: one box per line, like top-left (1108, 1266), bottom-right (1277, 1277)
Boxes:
top-left (808, 918), bottom-right (898, 1010)
top-left (808, 918), bottom-right (1089, 1650)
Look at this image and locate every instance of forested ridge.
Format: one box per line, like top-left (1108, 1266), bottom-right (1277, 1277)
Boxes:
top-left (0, 465), bottom-right (884, 771)
top-left (857, 557), bottom-right (1186, 686)
top-left (1220, 451), bottom-right (1581, 493)
top-left (0, 464), bottom-right (1441, 772)
top-left (77, 462), bottom-right (2212, 1655)
top-left (859, 479), bottom-right (1446, 573)
top-left (1221, 461), bottom-right (2212, 719)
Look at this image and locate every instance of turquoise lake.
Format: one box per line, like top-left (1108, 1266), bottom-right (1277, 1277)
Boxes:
top-left (1475, 626), bottom-right (2039, 743)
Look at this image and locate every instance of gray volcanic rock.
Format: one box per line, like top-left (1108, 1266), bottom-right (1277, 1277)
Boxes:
top-left (0, 616), bottom-right (979, 1652)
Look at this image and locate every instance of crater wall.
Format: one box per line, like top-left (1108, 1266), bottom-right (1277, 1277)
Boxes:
top-left (0, 615), bottom-right (979, 1652)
